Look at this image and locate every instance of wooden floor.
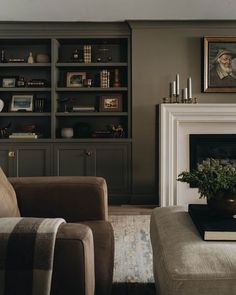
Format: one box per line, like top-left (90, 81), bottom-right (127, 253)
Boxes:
top-left (112, 283), bottom-right (156, 295)
top-left (108, 205), bottom-right (157, 215)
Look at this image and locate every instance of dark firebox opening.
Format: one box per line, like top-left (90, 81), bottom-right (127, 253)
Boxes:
top-left (190, 134), bottom-right (236, 171)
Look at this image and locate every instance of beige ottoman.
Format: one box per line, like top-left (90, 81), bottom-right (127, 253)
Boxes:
top-left (150, 206), bottom-right (236, 295)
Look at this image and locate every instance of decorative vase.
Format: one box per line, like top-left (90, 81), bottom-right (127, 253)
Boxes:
top-left (36, 54), bottom-right (49, 63)
top-left (207, 194), bottom-right (236, 217)
top-left (0, 99), bottom-right (4, 112)
top-left (61, 127), bottom-right (74, 138)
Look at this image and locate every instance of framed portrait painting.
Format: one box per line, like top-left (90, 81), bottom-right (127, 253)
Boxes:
top-left (204, 36), bottom-right (236, 92)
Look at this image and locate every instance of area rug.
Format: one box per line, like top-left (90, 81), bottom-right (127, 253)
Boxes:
top-left (108, 215), bottom-right (154, 283)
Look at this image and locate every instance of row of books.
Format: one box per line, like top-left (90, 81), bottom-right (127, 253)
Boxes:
top-left (100, 70), bottom-right (110, 88)
top-left (9, 132), bottom-right (39, 139)
top-left (72, 106), bottom-right (95, 112)
top-left (83, 45), bottom-right (92, 63)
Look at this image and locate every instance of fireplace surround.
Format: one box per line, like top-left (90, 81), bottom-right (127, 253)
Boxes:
top-left (159, 104), bottom-right (236, 207)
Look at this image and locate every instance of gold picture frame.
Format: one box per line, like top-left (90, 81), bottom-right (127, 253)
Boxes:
top-left (204, 36), bottom-right (236, 93)
top-left (99, 94), bottom-right (122, 112)
top-left (66, 72), bottom-right (86, 87)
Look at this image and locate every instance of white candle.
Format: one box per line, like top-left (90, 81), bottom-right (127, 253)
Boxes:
top-left (176, 74), bottom-right (180, 96)
top-left (182, 88), bottom-right (188, 100)
top-left (172, 81), bottom-right (176, 96)
top-left (187, 77), bottom-right (192, 99)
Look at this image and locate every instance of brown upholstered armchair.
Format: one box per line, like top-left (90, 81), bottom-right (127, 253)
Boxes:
top-left (8, 176), bottom-right (114, 295)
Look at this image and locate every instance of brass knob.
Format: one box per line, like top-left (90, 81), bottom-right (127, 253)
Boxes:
top-left (8, 151), bottom-right (15, 158)
top-left (85, 150), bottom-right (92, 157)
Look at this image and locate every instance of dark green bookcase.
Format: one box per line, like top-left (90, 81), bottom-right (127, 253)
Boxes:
top-left (0, 22), bottom-right (132, 204)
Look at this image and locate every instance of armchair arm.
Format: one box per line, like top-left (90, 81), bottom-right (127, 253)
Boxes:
top-left (52, 223), bottom-right (95, 295)
top-left (9, 176), bottom-right (108, 222)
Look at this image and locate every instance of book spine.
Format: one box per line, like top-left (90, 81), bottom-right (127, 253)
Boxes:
top-left (100, 70), bottom-right (110, 88)
top-left (84, 45), bottom-right (92, 63)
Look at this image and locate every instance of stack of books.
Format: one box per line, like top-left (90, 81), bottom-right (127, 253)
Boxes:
top-left (100, 70), bottom-right (110, 88)
top-left (72, 106), bottom-right (95, 112)
top-left (188, 204), bottom-right (236, 241)
top-left (9, 132), bottom-right (38, 139)
top-left (83, 45), bottom-right (92, 63)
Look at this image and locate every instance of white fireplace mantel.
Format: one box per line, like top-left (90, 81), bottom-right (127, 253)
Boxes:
top-left (159, 104), bottom-right (236, 207)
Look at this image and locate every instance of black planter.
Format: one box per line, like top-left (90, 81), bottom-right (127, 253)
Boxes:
top-left (207, 195), bottom-right (236, 217)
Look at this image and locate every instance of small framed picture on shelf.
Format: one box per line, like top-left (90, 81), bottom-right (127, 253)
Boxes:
top-left (2, 77), bottom-right (17, 88)
top-left (66, 72), bottom-right (86, 87)
top-left (10, 95), bottom-right (34, 112)
top-left (99, 94), bottom-right (123, 112)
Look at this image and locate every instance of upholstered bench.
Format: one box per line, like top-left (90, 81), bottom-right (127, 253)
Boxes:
top-left (150, 206), bottom-right (236, 295)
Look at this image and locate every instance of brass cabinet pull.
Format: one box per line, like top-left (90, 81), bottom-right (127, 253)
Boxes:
top-left (8, 151), bottom-right (15, 158)
top-left (85, 150), bottom-right (92, 157)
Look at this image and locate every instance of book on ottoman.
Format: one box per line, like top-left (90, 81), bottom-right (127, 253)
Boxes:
top-left (188, 204), bottom-right (236, 241)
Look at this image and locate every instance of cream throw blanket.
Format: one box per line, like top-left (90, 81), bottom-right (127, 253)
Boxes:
top-left (0, 217), bottom-right (65, 295)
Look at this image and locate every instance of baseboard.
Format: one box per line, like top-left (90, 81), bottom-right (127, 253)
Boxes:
top-left (109, 193), bottom-right (159, 205)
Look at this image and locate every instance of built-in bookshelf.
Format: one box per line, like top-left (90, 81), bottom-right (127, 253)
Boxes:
top-left (0, 37), bottom-right (130, 141)
top-left (0, 23), bottom-right (132, 202)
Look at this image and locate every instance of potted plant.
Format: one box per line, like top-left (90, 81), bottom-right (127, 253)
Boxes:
top-left (177, 158), bottom-right (236, 216)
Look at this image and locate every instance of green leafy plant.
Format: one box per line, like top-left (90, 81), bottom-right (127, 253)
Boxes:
top-left (177, 158), bottom-right (236, 200)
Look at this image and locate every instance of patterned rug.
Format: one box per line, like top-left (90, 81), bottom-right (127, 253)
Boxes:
top-left (108, 215), bottom-right (154, 283)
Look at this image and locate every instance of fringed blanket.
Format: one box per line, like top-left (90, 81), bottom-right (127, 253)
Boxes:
top-left (0, 217), bottom-right (65, 295)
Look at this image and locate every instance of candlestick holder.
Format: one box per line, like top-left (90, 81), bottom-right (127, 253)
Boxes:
top-left (173, 94), bottom-right (180, 103)
top-left (162, 97), bottom-right (169, 103)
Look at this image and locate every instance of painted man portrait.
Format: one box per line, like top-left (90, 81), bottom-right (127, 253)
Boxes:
top-left (210, 49), bottom-right (236, 87)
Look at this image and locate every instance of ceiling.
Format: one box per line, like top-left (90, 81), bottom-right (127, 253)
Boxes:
top-left (1, 0), bottom-right (235, 22)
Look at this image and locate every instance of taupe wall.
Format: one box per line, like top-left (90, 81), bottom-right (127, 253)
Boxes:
top-left (130, 21), bottom-right (236, 204)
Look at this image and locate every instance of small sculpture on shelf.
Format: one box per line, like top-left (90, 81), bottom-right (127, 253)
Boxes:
top-left (83, 79), bottom-right (93, 88)
top-left (72, 49), bottom-right (79, 62)
top-left (27, 52), bottom-right (34, 64)
top-left (16, 77), bottom-right (26, 88)
top-left (0, 122), bottom-right (11, 139)
top-left (108, 124), bottom-right (124, 138)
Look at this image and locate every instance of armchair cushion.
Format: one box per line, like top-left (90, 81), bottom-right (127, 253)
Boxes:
top-left (0, 168), bottom-right (20, 217)
top-left (51, 223), bottom-right (95, 295)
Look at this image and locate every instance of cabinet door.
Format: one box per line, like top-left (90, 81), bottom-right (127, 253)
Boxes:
top-left (54, 145), bottom-right (95, 176)
top-left (14, 145), bottom-right (51, 177)
top-left (0, 144), bottom-right (51, 177)
top-left (0, 145), bottom-right (15, 177)
top-left (94, 144), bottom-right (131, 193)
